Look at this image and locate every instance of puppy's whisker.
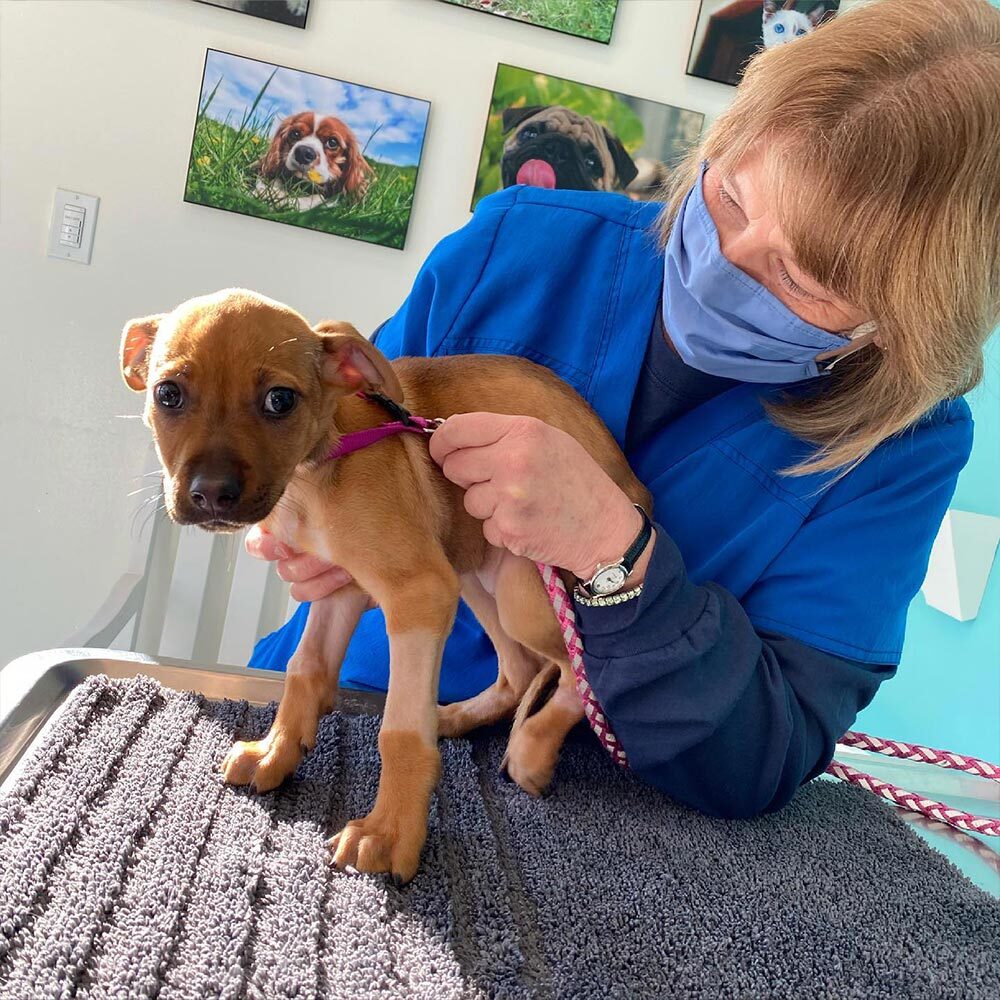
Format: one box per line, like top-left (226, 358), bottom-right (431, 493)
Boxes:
top-left (114, 414), bottom-right (144, 420)
top-left (131, 493), bottom-right (166, 539)
top-left (127, 484), bottom-right (162, 498)
top-left (267, 337), bottom-right (299, 353)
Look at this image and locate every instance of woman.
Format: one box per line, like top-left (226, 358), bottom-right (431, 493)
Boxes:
top-left (249, 0), bottom-right (1000, 818)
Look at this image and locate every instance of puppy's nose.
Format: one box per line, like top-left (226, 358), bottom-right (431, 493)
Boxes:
top-left (189, 472), bottom-right (243, 515)
top-left (293, 145), bottom-right (317, 165)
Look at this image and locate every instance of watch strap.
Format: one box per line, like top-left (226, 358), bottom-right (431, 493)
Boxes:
top-left (620, 505), bottom-right (652, 576)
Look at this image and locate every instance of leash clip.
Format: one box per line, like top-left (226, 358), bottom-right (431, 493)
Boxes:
top-left (420, 417), bottom-right (446, 434)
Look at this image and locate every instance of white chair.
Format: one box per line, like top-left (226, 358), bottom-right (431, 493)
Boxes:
top-left (66, 449), bottom-right (295, 668)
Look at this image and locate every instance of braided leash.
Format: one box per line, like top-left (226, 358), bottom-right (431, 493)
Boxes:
top-left (826, 760), bottom-right (1000, 837)
top-left (537, 563), bottom-right (1000, 837)
top-left (537, 564), bottom-right (628, 767)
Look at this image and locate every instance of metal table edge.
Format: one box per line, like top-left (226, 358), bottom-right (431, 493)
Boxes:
top-left (0, 647), bottom-right (383, 788)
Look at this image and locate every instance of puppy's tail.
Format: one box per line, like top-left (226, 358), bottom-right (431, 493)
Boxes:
top-left (511, 661), bottom-right (561, 729)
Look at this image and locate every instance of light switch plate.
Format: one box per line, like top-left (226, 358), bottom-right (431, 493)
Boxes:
top-left (48, 189), bottom-right (100, 264)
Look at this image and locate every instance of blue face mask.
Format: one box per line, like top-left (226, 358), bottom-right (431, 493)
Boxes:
top-left (662, 162), bottom-right (873, 384)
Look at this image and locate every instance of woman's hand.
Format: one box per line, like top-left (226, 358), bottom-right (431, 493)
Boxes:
top-left (244, 525), bottom-right (355, 603)
top-left (429, 413), bottom-right (653, 583)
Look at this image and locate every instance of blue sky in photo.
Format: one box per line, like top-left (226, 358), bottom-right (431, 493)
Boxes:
top-left (199, 51), bottom-right (430, 167)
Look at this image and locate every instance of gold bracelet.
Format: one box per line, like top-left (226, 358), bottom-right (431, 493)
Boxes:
top-left (572, 584), bottom-right (644, 608)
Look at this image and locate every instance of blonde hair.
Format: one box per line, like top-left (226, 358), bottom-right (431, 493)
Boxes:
top-left (660, 0), bottom-right (1000, 475)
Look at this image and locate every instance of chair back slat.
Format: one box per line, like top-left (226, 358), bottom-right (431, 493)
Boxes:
top-left (218, 542), bottom-right (286, 667)
top-left (133, 513), bottom-right (181, 657)
top-left (158, 527), bottom-right (216, 661)
top-left (190, 533), bottom-right (242, 666)
top-left (257, 565), bottom-right (297, 649)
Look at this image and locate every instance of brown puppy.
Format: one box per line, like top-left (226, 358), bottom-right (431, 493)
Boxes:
top-left (120, 289), bottom-right (650, 884)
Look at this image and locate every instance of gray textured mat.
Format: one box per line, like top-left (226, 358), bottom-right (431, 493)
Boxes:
top-left (1, 675), bottom-right (997, 999)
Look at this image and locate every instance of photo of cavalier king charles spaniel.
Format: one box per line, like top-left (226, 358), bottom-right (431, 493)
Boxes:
top-left (255, 111), bottom-right (373, 211)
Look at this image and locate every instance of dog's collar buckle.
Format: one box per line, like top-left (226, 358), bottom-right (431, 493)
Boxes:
top-left (324, 394), bottom-right (445, 461)
top-left (361, 389), bottom-right (416, 426)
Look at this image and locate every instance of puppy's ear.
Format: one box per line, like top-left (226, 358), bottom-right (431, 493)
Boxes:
top-left (602, 128), bottom-right (639, 190)
top-left (120, 315), bottom-right (161, 392)
top-left (341, 139), bottom-right (373, 200)
top-left (314, 321), bottom-right (403, 403)
top-left (259, 119), bottom-right (289, 178)
top-left (501, 105), bottom-right (548, 135)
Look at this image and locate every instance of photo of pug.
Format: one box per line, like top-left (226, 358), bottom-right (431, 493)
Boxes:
top-left (500, 106), bottom-right (639, 194)
top-left (473, 64), bottom-right (704, 210)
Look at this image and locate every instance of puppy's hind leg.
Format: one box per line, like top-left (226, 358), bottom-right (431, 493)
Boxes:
top-left (437, 573), bottom-right (541, 739)
top-left (223, 586), bottom-right (368, 792)
top-left (501, 660), bottom-right (584, 798)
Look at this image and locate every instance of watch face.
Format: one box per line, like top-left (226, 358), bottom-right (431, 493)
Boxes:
top-left (592, 565), bottom-right (627, 595)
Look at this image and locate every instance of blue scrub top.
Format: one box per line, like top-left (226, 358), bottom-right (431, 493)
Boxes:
top-left (251, 185), bottom-right (972, 700)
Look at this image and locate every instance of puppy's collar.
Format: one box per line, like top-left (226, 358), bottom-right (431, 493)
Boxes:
top-left (325, 391), bottom-right (443, 461)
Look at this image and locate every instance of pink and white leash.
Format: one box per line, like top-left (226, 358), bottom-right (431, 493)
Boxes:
top-left (536, 562), bottom-right (1000, 837)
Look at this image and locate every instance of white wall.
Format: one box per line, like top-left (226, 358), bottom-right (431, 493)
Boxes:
top-left (0, 0), bottom-right (731, 667)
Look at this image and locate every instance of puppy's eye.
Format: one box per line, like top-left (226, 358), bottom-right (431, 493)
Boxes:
top-left (584, 152), bottom-right (601, 175)
top-left (519, 126), bottom-right (539, 141)
top-left (289, 129), bottom-right (302, 141)
top-left (263, 387), bottom-right (297, 416)
top-left (325, 137), bottom-right (340, 150)
top-left (154, 381), bottom-right (183, 410)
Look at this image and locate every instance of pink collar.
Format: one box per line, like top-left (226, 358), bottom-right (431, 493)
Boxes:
top-left (325, 393), bottom-right (443, 460)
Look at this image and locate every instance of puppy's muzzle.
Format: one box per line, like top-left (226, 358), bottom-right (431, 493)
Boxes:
top-left (292, 144), bottom-right (318, 167)
top-left (189, 469), bottom-right (243, 517)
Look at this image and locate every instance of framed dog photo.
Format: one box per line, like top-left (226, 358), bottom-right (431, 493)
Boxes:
top-left (195, 1), bottom-right (310, 29)
top-left (471, 64), bottom-right (704, 211)
top-left (184, 50), bottom-right (431, 250)
top-left (438, 0), bottom-right (619, 45)
top-left (687, 0), bottom-right (841, 87)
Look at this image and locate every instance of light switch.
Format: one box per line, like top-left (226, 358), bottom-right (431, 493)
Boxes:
top-left (48, 189), bottom-right (99, 264)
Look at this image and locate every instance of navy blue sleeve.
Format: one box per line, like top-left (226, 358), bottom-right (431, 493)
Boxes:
top-left (579, 525), bottom-right (896, 819)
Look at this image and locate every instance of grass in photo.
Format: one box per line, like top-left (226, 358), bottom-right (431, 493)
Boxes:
top-left (439, 0), bottom-right (619, 44)
top-left (184, 50), bottom-right (431, 250)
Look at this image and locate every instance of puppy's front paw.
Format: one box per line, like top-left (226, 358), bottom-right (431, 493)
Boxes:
top-left (329, 811), bottom-right (426, 886)
top-left (222, 735), bottom-right (305, 792)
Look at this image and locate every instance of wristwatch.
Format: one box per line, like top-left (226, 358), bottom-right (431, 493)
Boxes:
top-left (575, 505), bottom-right (652, 598)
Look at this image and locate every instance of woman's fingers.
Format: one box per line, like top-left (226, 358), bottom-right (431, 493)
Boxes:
top-left (276, 552), bottom-right (339, 584)
top-left (440, 443), bottom-right (504, 488)
top-left (245, 525), bottom-right (291, 561)
top-left (428, 412), bottom-right (514, 465)
top-left (245, 525), bottom-right (354, 603)
top-left (289, 567), bottom-right (354, 603)
top-left (463, 481), bottom-right (499, 521)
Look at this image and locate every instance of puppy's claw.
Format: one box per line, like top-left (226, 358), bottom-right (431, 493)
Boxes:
top-left (223, 736), bottom-right (303, 793)
top-left (328, 812), bottom-right (423, 885)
